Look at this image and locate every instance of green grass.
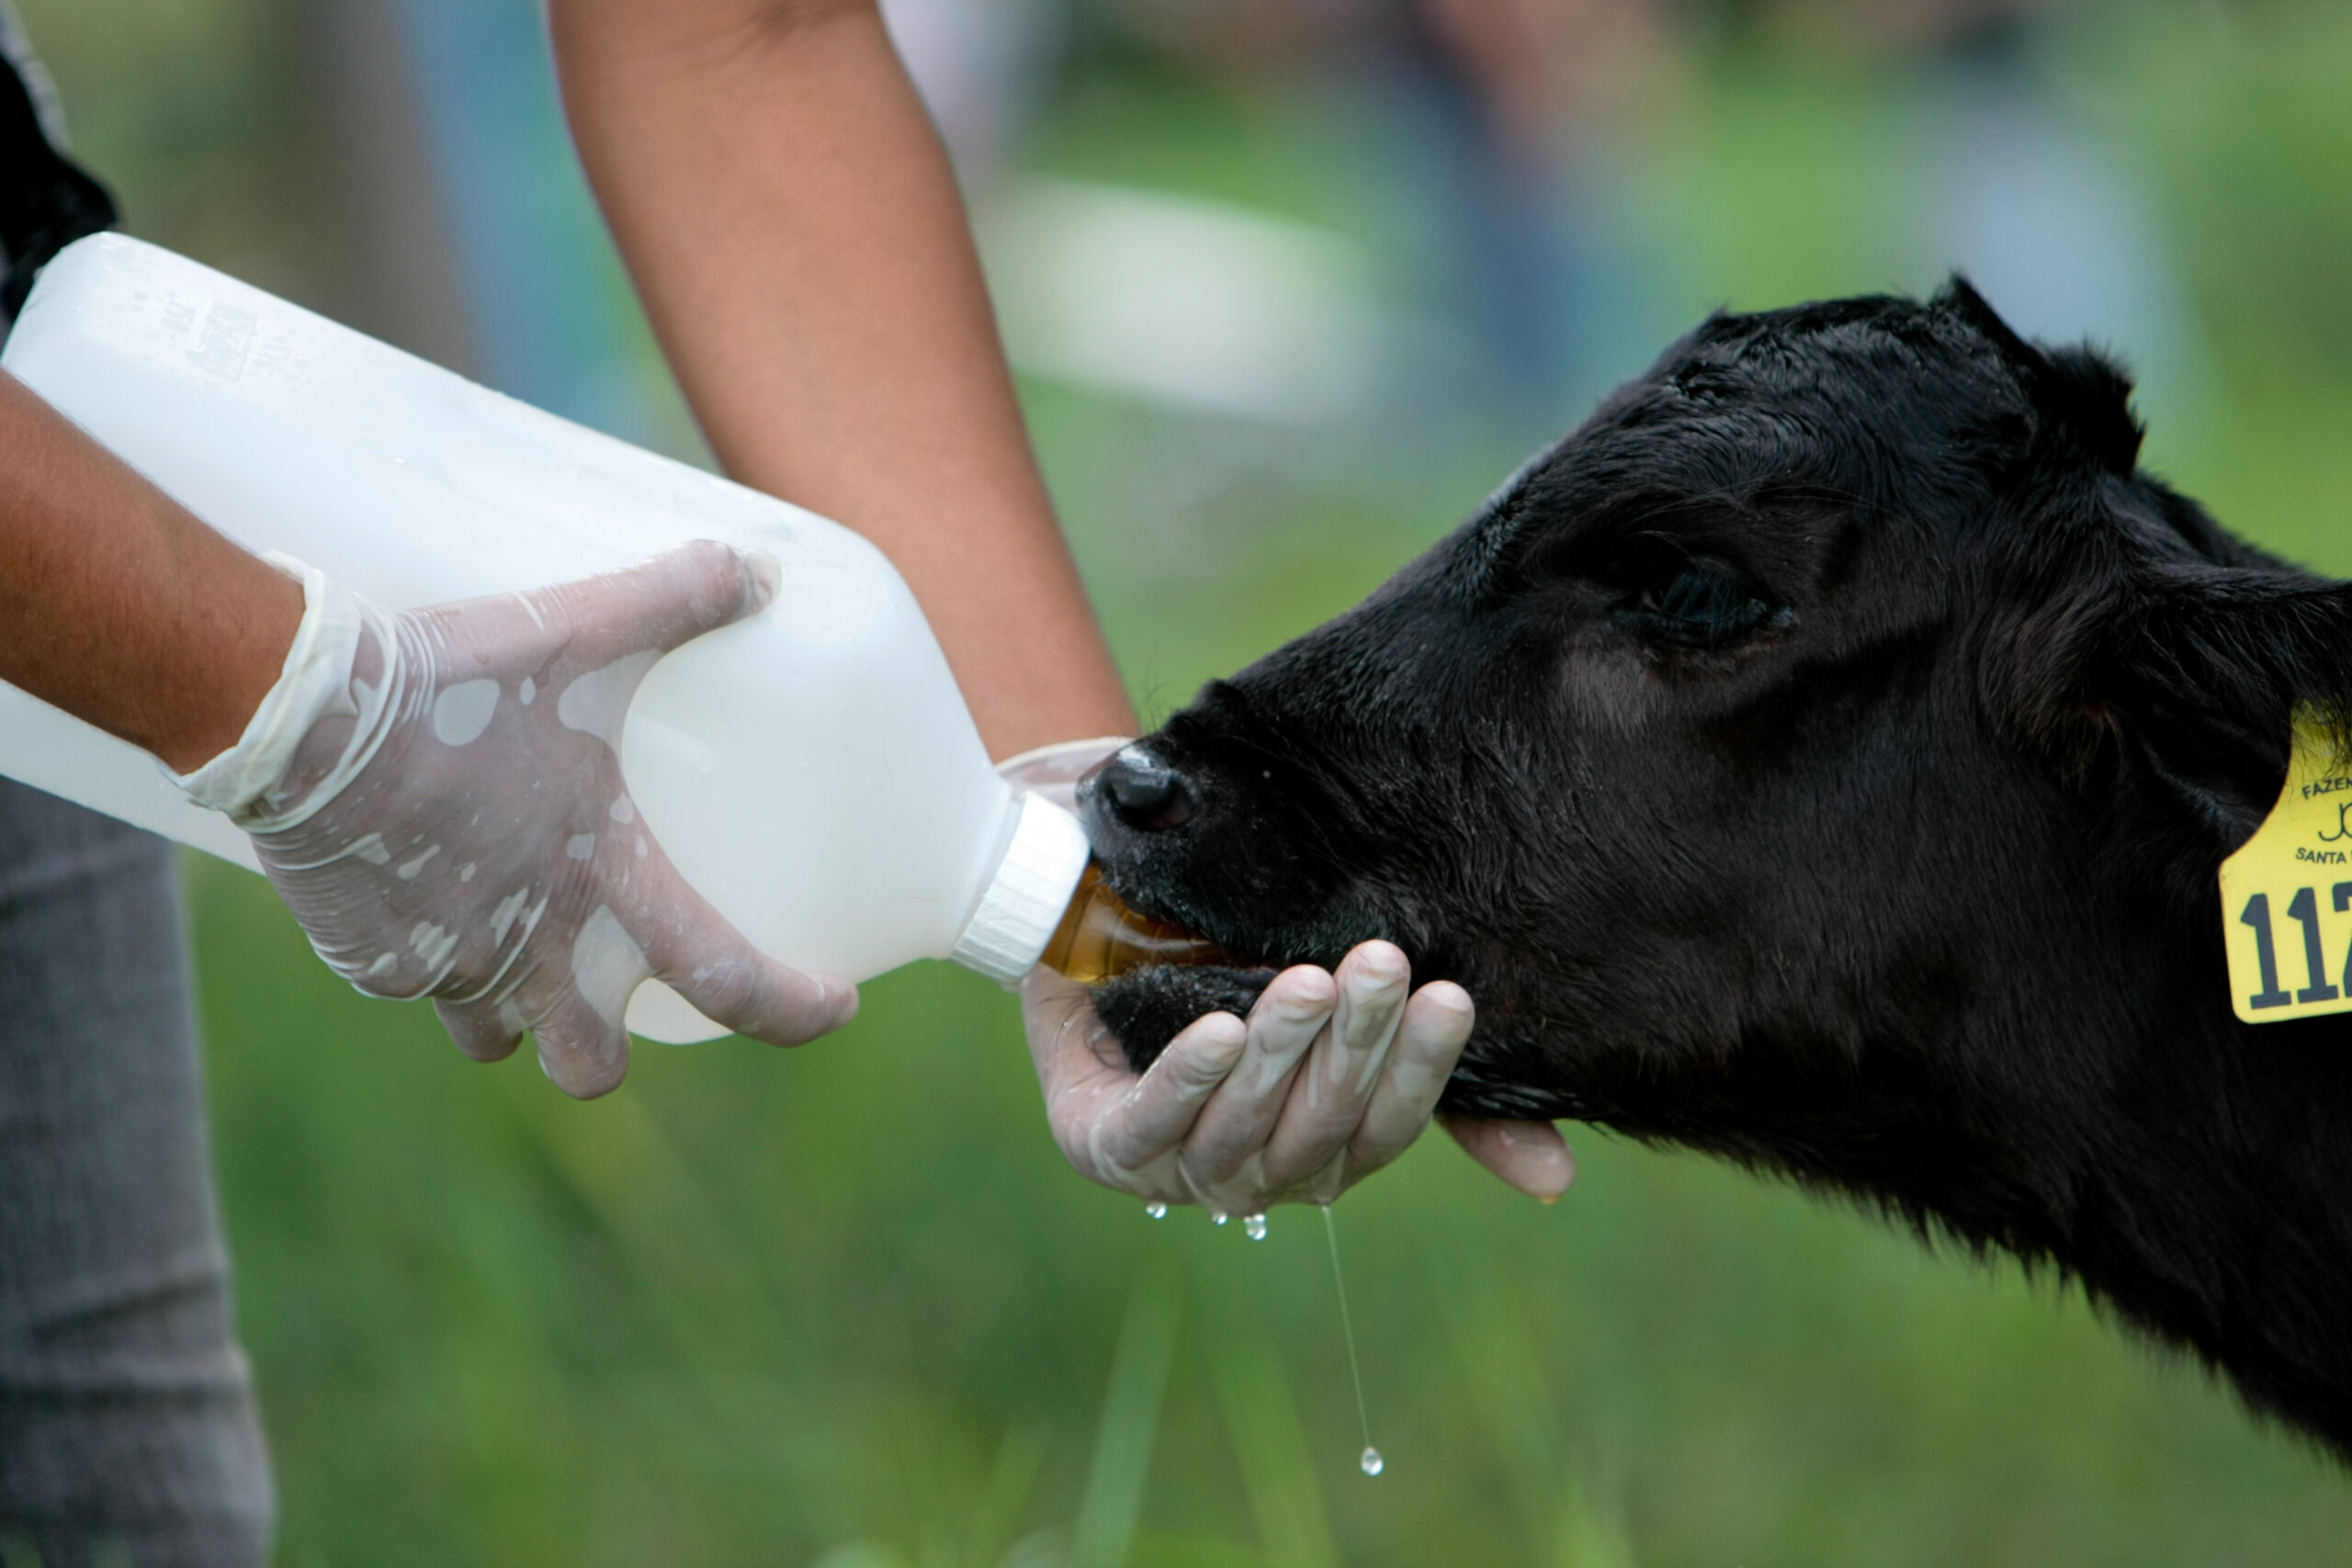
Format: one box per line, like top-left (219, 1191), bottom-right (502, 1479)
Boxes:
top-left (28, 0), bottom-right (2352, 1560)
top-left (192, 854), bottom-right (2352, 1565)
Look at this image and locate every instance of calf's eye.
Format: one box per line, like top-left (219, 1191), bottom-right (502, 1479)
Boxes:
top-left (1619, 557), bottom-right (1776, 650)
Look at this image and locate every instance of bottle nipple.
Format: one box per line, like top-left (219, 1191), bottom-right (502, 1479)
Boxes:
top-left (1039, 862), bottom-right (1226, 984)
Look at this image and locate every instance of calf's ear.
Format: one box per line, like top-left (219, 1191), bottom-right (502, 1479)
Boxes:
top-left (1954, 276), bottom-right (2342, 841)
top-left (2097, 566), bottom-right (2352, 841)
top-left (1939, 277), bottom-right (2145, 476)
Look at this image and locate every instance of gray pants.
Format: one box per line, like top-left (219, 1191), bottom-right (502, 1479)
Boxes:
top-left (0, 780), bottom-right (272, 1567)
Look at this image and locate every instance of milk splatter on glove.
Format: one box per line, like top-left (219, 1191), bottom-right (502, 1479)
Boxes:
top-left (176, 540), bottom-right (854, 1096)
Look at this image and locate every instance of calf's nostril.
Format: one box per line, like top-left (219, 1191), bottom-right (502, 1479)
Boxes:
top-left (1095, 752), bottom-right (1197, 832)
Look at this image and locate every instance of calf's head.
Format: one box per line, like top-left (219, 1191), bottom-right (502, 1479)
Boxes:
top-left (1084, 282), bottom-right (2352, 1170)
top-left (1077, 281), bottom-right (2352, 1455)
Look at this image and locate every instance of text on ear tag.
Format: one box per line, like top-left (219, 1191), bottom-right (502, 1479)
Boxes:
top-left (2219, 716), bottom-right (2352, 1024)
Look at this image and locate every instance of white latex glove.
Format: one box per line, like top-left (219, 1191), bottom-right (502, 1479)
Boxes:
top-left (999, 741), bottom-right (1574, 1209)
top-left (178, 540), bottom-right (855, 1096)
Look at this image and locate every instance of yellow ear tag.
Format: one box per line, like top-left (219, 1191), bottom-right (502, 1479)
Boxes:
top-left (2219, 715), bottom-right (2352, 1023)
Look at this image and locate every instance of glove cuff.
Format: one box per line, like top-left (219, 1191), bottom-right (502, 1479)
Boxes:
top-left (170, 551), bottom-right (394, 825)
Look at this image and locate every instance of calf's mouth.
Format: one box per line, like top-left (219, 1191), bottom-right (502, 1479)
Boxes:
top-left (1067, 749), bottom-right (1293, 1075)
top-left (1089, 962), bottom-right (1280, 1066)
top-left (1070, 744), bottom-right (1542, 1119)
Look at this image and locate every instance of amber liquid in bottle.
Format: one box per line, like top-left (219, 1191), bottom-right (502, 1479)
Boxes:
top-left (1038, 863), bottom-right (1227, 983)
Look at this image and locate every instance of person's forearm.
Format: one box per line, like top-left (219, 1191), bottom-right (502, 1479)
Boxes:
top-left (0, 371), bottom-right (300, 772)
top-left (549, 0), bottom-right (1136, 759)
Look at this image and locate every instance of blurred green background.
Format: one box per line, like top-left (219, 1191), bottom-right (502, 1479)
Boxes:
top-left (20, 0), bottom-right (2352, 1562)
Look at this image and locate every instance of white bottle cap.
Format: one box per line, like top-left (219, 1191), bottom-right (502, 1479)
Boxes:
top-left (950, 790), bottom-right (1092, 984)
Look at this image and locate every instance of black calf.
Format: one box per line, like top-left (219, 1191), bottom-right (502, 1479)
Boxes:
top-left (1084, 282), bottom-right (2352, 1460)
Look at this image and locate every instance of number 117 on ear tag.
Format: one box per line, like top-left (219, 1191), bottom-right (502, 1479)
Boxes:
top-left (2219, 718), bottom-right (2352, 1024)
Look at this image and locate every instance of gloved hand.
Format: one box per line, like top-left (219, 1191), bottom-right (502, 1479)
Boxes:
top-left (176, 539), bottom-right (855, 1096)
top-left (1001, 740), bottom-right (1574, 1210)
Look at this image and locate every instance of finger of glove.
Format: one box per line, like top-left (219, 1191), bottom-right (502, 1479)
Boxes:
top-left (1260, 942), bottom-right (1411, 1192)
top-left (1176, 965), bottom-right (1337, 1190)
top-left (1442, 1114), bottom-right (1576, 1201)
top-left (665, 940), bottom-right (855, 1048)
top-left (434, 997), bottom-right (525, 1064)
top-left (527, 982), bottom-right (636, 1100)
top-left (635, 859), bottom-right (857, 1046)
top-left (1080, 1010), bottom-right (1248, 1185)
top-left (1348, 981), bottom-right (1475, 1174)
top-left (542, 540), bottom-right (778, 671)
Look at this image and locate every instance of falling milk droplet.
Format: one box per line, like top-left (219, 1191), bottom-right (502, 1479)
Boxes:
top-left (1324, 1204), bottom-right (1382, 1478)
top-left (1213, 1212), bottom-right (1230, 1226)
top-left (1243, 1213), bottom-right (1269, 1240)
top-left (1145, 1201), bottom-right (1168, 1220)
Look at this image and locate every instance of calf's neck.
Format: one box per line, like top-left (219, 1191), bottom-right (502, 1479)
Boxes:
top-left (1081, 283), bottom-right (2352, 1459)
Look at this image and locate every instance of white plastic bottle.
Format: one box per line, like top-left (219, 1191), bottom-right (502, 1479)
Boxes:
top-left (0, 233), bottom-right (1092, 1042)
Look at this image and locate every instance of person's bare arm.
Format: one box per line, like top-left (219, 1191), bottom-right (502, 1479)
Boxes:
top-left (0, 369), bottom-right (300, 771)
top-left (548, 0), bottom-right (1134, 760)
